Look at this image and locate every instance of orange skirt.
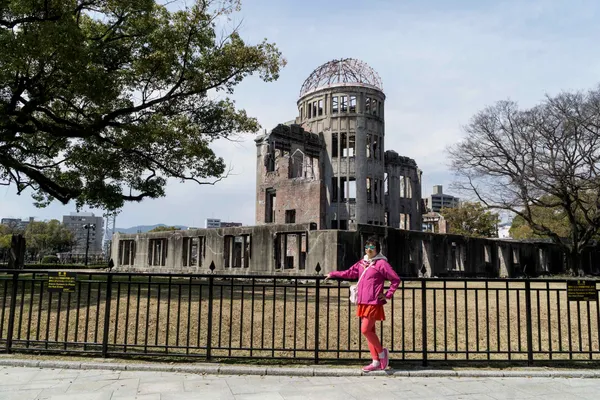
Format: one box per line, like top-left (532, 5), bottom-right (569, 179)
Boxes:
top-left (356, 304), bottom-right (385, 321)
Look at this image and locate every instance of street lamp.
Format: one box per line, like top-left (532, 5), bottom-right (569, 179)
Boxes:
top-left (83, 224), bottom-right (96, 266)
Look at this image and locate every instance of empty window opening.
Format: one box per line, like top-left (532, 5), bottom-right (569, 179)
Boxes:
top-left (341, 133), bottom-right (355, 157)
top-left (330, 219), bottom-right (338, 229)
top-left (378, 101), bottom-right (382, 116)
top-left (372, 99), bottom-right (378, 115)
top-left (118, 240), bottom-right (136, 266)
top-left (148, 238), bottom-right (168, 266)
top-left (384, 173), bottom-right (389, 195)
top-left (312, 101), bottom-right (317, 118)
top-left (340, 177), bottom-right (356, 202)
top-left (182, 236), bottom-right (205, 267)
top-left (366, 134), bottom-right (372, 158)
top-left (332, 132), bottom-right (339, 158)
top-left (308, 103), bottom-right (312, 118)
top-left (400, 177), bottom-right (406, 198)
top-left (299, 106), bottom-right (303, 119)
top-left (384, 212), bottom-right (389, 226)
top-left (331, 177), bottom-right (339, 202)
top-left (372, 136), bottom-right (379, 159)
top-left (512, 248), bottom-right (520, 264)
top-left (265, 142), bottom-right (275, 172)
top-left (285, 209), bottom-right (296, 223)
top-left (332, 96), bottom-right (339, 114)
top-left (365, 97), bottom-right (371, 114)
top-left (374, 179), bottom-right (379, 204)
top-left (484, 245), bottom-right (492, 263)
top-left (348, 178), bottom-right (356, 202)
top-left (339, 220), bottom-right (348, 230)
top-left (347, 134), bottom-right (355, 157)
top-left (349, 96), bottom-right (357, 113)
top-left (366, 177), bottom-right (372, 203)
top-left (265, 189), bottom-right (276, 223)
top-left (275, 232), bottom-right (307, 270)
top-left (400, 214), bottom-right (408, 230)
top-left (224, 234), bottom-right (251, 268)
top-left (318, 99), bottom-right (324, 116)
top-left (304, 155), bottom-right (315, 179)
top-left (289, 150), bottom-right (305, 178)
top-left (341, 96), bottom-right (348, 112)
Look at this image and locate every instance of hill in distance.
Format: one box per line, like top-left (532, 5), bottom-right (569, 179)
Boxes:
top-left (116, 224), bottom-right (188, 234)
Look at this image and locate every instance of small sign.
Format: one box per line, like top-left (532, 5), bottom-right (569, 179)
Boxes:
top-left (567, 280), bottom-right (598, 302)
top-left (47, 271), bottom-right (77, 293)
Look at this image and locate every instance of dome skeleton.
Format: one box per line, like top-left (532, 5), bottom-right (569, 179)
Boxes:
top-left (299, 58), bottom-right (383, 97)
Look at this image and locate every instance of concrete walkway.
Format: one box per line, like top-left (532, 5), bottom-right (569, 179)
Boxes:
top-left (2, 365), bottom-right (600, 400)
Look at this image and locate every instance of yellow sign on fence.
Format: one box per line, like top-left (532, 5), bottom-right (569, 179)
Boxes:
top-left (47, 271), bottom-right (77, 293)
top-left (566, 280), bottom-right (598, 302)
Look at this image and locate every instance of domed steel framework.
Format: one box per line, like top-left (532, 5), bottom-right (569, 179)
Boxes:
top-left (299, 58), bottom-right (383, 97)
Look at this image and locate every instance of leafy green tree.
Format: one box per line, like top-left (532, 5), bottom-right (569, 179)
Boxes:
top-left (24, 220), bottom-right (75, 259)
top-left (0, 0), bottom-right (284, 210)
top-left (148, 225), bottom-right (181, 232)
top-left (0, 224), bottom-right (11, 258)
top-left (449, 89), bottom-right (600, 274)
top-left (440, 202), bottom-right (500, 238)
top-left (509, 197), bottom-right (571, 239)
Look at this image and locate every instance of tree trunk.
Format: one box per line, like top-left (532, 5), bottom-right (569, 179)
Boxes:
top-left (566, 249), bottom-right (583, 276)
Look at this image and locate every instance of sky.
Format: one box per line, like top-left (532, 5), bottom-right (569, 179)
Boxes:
top-left (2, 0), bottom-right (600, 229)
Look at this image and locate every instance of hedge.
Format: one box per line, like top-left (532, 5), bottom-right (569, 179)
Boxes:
top-left (0, 263), bottom-right (108, 270)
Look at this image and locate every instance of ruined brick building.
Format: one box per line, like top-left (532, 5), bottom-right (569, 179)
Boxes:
top-left (110, 59), bottom-right (597, 277)
top-left (255, 59), bottom-right (422, 230)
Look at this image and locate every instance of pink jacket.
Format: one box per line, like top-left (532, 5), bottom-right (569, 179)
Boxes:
top-left (329, 255), bottom-right (401, 305)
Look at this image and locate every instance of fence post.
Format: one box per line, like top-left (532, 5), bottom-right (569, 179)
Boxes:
top-left (102, 274), bottom-right (113, 358)
top-left (5, 272), bottom-right (19, 353)
top-left (314, 276), bottom-right (320, 364)
top-left (421, 279), bottom-right (428, 367)
top-left (206, 274), bottom-right (214, 361)
top-left (525, 279), bottom-right (534, 366)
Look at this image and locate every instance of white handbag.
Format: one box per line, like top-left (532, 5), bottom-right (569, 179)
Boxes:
top-left (349, 263), bottom-right (370, 304)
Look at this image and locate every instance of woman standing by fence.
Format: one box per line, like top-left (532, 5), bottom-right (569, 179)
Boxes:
top-left (325, 236), bottom-right (400, 371)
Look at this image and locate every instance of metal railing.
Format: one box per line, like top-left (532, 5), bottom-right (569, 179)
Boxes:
top-left (0, 269), bottom-right (599, 365)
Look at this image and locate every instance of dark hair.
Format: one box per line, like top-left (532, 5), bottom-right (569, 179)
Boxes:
top-left (365, 236), bottom-right (381, 253)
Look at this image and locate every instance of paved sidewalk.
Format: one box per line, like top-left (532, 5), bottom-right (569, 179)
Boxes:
top-left (1, 365), bottom-right (600, 400)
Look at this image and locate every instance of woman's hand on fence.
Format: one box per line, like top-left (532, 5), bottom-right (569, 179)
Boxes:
top-left (323, 273), bottom-right (332, 282)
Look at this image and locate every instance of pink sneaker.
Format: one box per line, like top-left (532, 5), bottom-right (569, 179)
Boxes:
top-left (380, 348), bottom-right (389, 370)
top-left (362, 363), bottom-right (380, 372)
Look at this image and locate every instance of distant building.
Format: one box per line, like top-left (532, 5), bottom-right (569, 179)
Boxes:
top-left (498, 223), bottom-right (512, 239)
top-left (422, 212), bottom-right (448, 233)
top-left (1, 217), bottom-right (34, 231)
top-left (424, 185), bottom-right (460, 213)
top-left (204, 219), bottom-right (242, 229)
top-left (62, 212), bottom-right (104, 255)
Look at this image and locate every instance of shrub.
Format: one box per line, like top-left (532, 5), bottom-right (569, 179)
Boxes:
top-left (41, 255), bottom-right (59, 264)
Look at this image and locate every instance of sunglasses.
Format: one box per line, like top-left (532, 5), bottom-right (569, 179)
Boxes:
top-left (364, 245), bottom-right (376, 250)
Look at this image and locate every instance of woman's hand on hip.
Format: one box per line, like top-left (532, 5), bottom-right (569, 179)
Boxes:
top-left (377, 293), bottom-right (386, 301)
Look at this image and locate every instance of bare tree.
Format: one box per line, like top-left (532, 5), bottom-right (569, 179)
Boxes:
top-left (449, 88), bottom-right (600, 275)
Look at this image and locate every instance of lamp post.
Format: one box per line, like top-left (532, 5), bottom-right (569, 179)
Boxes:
top-left (83, 223), bottom-right (96, 266)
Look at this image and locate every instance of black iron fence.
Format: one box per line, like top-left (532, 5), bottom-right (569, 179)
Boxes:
top-left (0, 269), bottom-right (599, 366)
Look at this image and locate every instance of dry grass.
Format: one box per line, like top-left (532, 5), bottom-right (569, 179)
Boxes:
top-left (0, 277), bottom-right (599, 362)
